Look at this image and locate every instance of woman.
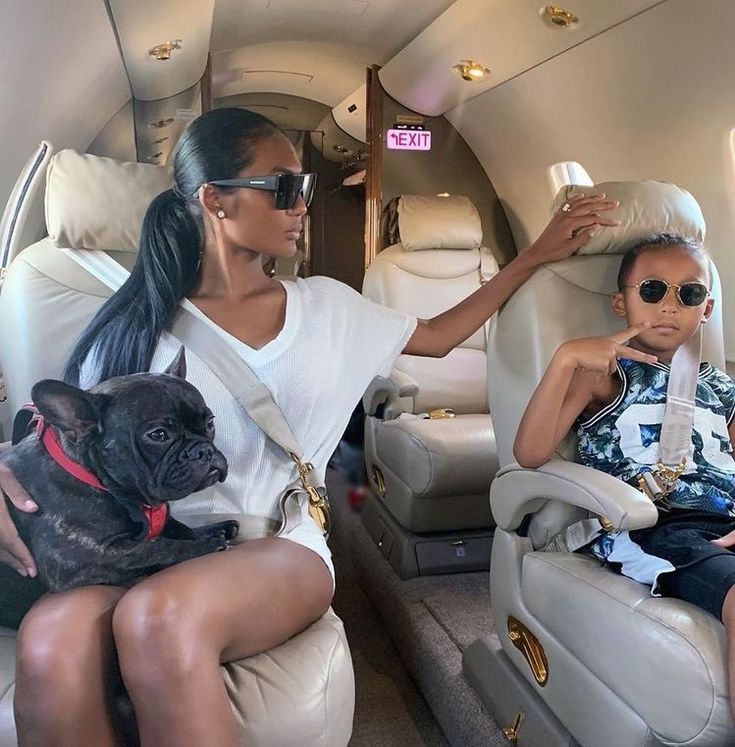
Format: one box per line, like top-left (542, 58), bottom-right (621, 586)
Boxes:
top-left (0, 108), bottom-right (618, 745)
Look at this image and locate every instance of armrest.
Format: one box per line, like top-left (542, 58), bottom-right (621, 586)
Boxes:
top-left (362, 371), bottom-right (419, 419)
top-left (490, 459), bottom-right (658, 533)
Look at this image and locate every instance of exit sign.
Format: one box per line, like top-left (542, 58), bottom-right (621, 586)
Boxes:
top-left (386, 129), bottom-right (431, 151)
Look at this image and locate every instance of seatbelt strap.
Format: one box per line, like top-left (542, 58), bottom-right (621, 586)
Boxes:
top-left (637, 328), bottom-right (702, 501)
top-left (660, 329), bottom-right (701, 465)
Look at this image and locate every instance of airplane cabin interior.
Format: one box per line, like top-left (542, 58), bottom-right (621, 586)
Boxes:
top-left (2, 1), bottom-right (735, 745)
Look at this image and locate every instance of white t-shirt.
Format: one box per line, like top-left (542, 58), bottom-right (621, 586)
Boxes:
top-left (80, 276), bottom-right (416, 577)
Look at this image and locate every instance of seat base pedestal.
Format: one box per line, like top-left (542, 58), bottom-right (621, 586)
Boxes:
top-left (361, 492), bottom-right (493, 579)
top-left (463, 633), bottom-right (580, 747)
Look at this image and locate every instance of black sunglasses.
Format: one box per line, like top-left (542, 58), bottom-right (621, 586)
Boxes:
top-left (207, 173), bottom-right (316, 210)
top-left (625, 278), bottom-right (709, 307)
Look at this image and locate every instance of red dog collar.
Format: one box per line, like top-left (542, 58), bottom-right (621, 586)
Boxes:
top-left (142, 503), bottom-right (170, 540)
top-left (22, 404), bottom-right (168, 540)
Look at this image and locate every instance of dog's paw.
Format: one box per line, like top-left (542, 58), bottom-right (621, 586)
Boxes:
top-left (193, 520), bottom-right (240, 542)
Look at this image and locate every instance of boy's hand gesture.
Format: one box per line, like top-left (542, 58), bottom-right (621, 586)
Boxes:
top-left (555, 323), bottom-right (657, 376)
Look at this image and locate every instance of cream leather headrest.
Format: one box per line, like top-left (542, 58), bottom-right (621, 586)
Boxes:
top-left (397, 195), bottom-right (482, 251)
top-left (551, 180), bottom-right (705, 255)
top-left (45, 149), bottom-right (173, 253)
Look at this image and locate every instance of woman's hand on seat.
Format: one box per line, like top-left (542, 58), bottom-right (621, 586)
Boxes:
top-left (526, 193), bottom-right (621, 266)
top-left (0, 448), bottom-right (38, 577)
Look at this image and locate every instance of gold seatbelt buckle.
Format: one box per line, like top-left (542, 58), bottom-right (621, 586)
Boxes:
top-left (290, 453), bottom-right (331, 537)
top-left (305, 485), bottom-right (331, 538)
top-left (637, 471), bottom-right (665, 502)
top-left (636, 458), bottom-right (686, 503)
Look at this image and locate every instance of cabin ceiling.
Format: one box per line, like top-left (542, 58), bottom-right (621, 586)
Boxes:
top-left (209, 0), bottom-right (455, 106)
top-left (109, 0), bottom-right (670, 120)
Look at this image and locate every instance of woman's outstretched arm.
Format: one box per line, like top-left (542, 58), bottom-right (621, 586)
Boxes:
top-left (404, 194), bottom-right (619, 357)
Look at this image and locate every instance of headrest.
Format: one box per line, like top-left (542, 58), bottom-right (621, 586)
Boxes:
top-left (397, 195), bottom-right (482, 251)
top-left (45, 149), bottom-right (173, 253)
top-left (551, 180), bottom-right (705, 255)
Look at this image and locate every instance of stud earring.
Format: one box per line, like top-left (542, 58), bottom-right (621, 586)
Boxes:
top-left (217, 209), bottom-right (226, 219)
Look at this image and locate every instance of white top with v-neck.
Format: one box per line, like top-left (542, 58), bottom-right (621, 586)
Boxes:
top-left (82, 277), bottom-right (416, 542)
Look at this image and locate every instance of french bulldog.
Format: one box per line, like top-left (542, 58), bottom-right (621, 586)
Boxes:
top-left (2, 350), bottom-right (238, 592)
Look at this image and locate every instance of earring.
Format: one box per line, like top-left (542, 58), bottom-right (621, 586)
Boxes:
top-left (216, 209), bottom-right (226, 219)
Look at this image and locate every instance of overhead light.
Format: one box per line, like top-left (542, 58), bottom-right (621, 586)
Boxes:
top-left (541, 6), bottom-right (579, 28)
top-left (436, 192), bottom-right (451, 197)
top-left (147, 40), bottom-right (182, 61)
top-left (453, 60), bottom-right (491, 82)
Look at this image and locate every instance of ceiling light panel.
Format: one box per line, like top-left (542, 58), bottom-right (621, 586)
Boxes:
top-left (378, 0), bottom-right (662, 116)
top-left (108, 0), bottom-right (214, 101)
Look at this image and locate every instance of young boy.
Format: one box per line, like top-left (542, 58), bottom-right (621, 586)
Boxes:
top-left (514, 233), bottom-right (735, 717)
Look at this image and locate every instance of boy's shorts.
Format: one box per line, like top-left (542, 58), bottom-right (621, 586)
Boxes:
top-left (629, 510), bottom-right (735, 621)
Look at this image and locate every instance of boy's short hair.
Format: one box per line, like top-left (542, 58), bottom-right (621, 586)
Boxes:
top-left (616, 233), bottom-right (710, 291)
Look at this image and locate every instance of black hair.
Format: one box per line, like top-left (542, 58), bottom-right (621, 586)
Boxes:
top-left (63, 108), bottom-right (280, 384)
top-left (616, 233), bottom-right (710, 291)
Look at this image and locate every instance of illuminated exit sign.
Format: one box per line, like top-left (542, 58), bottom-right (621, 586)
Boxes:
top-left (386, 129), bottom-right (431, 151)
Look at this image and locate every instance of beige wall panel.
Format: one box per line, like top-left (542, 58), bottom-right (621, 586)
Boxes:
top-left (87, 102), bottom-right (137, 163)
top-left (0, 0), bottom-right (129, 248)
top-left (447, 0), bottom-right (735, 355)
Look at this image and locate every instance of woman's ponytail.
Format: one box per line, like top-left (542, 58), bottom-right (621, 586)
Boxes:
top-left (63, 189), bottom-right (202, 384)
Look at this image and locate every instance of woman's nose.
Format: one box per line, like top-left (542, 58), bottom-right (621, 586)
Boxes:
top-left (289, 194), bottom-right (308, 216)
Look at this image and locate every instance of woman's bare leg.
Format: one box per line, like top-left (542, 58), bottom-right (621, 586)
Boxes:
top-left (113, 538), bottom-right (333, 747)
top-left (14, 585), bottom-right (127, 747)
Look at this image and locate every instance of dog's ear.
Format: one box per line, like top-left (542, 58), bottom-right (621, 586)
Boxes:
top-left (163, 347), bottom-right (187, 380)
top-left (31, 380), bottom-right (110, 443)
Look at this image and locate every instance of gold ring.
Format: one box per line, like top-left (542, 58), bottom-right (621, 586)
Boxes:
top-left (560, 202), bottom-right (572, 212)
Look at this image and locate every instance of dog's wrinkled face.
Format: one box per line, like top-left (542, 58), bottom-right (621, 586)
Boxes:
top-left (93, 375), bottom-right (228, 503)
top-left (31, 352), bottom-right (228, 505)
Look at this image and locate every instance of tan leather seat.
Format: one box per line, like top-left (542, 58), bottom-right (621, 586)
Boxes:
top-left (361, 195), bottom-right (501, 577)
top-left (463, 181), bottom-right (735, 746)
top-left (0, 149), bottom-right (354, 747)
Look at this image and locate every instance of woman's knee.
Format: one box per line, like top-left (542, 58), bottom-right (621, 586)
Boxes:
top-left (17, 588), bottom-right (120, 678)
top-left (15, 587), bottom-right (122, 719)
top-left (113, 583), bottom-right (207, 682)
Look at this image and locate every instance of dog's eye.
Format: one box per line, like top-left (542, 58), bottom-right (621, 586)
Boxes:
top-left (206, 416), bottom-right (215, 431)
top-left (147, 428), bottom-right (170, 443)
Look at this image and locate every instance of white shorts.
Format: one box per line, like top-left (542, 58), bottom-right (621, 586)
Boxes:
top-left (177, 505), bottom-right (335, 589)
top-left (279, 510), bottom-right (335, 591)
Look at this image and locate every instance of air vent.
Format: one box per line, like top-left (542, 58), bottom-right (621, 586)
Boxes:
top-left (148, 118), bottom-right (175, 129)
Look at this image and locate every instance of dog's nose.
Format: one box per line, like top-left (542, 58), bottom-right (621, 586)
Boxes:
top-left (191, 443), bottom-right (214, 462)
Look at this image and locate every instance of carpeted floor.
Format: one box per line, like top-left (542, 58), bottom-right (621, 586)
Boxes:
top-left (329, 473), bottom-right (449, 745)
top-left (327, 468), bottom-right (506, 746)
